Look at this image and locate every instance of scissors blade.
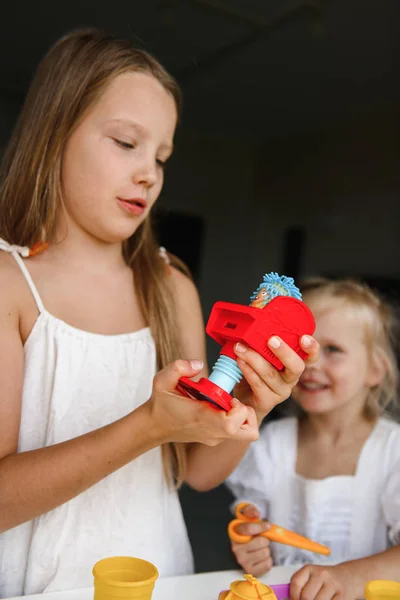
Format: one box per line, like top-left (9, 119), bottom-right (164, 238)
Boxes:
top-left (265, 525), bottom-right (330, 556)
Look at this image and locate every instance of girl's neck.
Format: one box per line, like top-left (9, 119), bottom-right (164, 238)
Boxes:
top-left (301, 400), bottom-right (375, 444)
top-left (46, 221), bottom-right (128, 273)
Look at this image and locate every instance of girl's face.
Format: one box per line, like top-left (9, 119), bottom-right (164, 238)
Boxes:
top-left (60, 71), bottom-right (177, 244)
top-left (292, 299), bottom-right (378, 416)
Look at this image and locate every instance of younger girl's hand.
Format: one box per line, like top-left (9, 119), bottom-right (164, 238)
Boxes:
top-left (231, 503), bottom-right (273, 576)
top-left (233, 335), bottom-right (319, 419)
top-left (147, 359), bottom-right (259, 446)
top-left (290, 563), bottom-right (356, 600)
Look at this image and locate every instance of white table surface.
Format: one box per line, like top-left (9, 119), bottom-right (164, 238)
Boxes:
top-left (6, 566), bottom-right (367, 600)
top-left (6, 566), bottom-right (298, 600)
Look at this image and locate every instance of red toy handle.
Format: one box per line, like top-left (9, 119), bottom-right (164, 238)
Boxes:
top-left (207, 296), bottom-right (315, 371)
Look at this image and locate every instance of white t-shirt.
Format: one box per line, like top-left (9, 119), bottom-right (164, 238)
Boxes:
top-left (225, 416), bottom-right (400, 566)
top-left (0, 244), bottom-right (193, 598)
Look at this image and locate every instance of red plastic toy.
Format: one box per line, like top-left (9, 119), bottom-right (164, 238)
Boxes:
top-left (178, 273), bottom-right (315, 411)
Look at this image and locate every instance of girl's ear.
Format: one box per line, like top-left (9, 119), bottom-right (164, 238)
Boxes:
top-left (366, 351), bottom-right (387, 388)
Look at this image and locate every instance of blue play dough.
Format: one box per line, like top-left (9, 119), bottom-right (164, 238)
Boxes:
top-left (250, 272), bottom-right (302, 306)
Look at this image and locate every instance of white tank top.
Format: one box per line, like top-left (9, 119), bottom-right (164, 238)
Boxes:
top-left (0, 242), bottom-right (194, 598)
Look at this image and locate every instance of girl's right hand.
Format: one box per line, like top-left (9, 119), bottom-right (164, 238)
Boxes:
top-left (230, 503), bottom-right (273, 576)
top-left (146, 359), bottom-right (259, 446)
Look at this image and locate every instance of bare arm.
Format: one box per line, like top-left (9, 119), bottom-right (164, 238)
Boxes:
top-left (341, 546), bottom-right (400, 596)
top-left (290, 546), bottom-right (400, 600)
top-left (0, 404), bottom-right (161, 532)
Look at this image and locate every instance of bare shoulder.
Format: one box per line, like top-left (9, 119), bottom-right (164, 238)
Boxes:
top-left (0, 252), bottom-right (26, 316)
top-left (167, 265), bottom-right (201, 308)
top-left (166, 266), bottom-right (207, 366)
top-left (0, 253), bottom-right (25, 458)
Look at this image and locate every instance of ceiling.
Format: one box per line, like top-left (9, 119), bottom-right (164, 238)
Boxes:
top-left (0, 0), bottom-right (398, 138)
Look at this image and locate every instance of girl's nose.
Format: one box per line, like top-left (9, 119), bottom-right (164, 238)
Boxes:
top-left (132, 158), bottom-right (158, 187)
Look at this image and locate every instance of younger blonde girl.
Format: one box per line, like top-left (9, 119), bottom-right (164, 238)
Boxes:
top-left (226, 278), bottom-right (400, 600)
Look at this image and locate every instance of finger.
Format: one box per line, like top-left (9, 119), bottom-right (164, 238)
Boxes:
top-left (155, 359), bottom-right (204, 392)
top-left (300, 576), bottom-right (325, 600)
top-left (232, 535), bottom-right (271, 553)
top-left (315, 584), bottom-right (339, 600)
top-left (236, 357), bottom-right (276, 401)
top-left (235, 544), bottom-right (270, 566)
top-left (225, 401), bottom-right (259, 441)
top-left (300, 335), bottom-right (320, 365)
top-left (267, 337), bottom-right (306, 385)
top-left (242, 503), bottom-right (261, 520)
top-left (236, 356), bottom-right (292, 410)
top-left (235, 339), bottom-right (304, 388)
top-left (234, 519), bottom-right (271, 537)
top-left (243, 556), bottom-right (273, 577)
top-left (290, 566), bottom-right (312, 600)
top-left (234, 343), bottom-right (280, 386)
top-left (226, 398), bottom-right (250, 423)
top-left (245, 536), bottom-right (271, 554)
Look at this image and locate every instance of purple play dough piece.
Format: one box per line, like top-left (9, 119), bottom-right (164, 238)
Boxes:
top-left (270, 583), bottom-right (290, 599)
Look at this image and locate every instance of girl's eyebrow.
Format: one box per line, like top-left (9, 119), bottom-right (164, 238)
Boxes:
top-left (105, 118), bottom-right (173, 153)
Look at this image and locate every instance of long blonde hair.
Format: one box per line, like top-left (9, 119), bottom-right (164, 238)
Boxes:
top-left (0, 28), bottom-right (187, 486)
top-left (301, 277), bottom-right (399, 419)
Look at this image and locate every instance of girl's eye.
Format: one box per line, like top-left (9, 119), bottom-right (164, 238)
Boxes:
top-left (325, 345), bottom-right (341, 354)
top-left (156, 158), bottom-right (167, 169)
top-left (114, 138), bottom-right (135, 150)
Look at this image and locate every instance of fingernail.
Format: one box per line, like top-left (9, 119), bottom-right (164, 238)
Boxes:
top-left (190, 359), bottom-right (204, 371)
top-left (302, 335), bottom-right (312, 347)
top-left (231, 398), bottom-right (241, 407)
top-left (235, 343), bottom-right (247, 353)
top-left (268, 336), bottom-right (281, 349)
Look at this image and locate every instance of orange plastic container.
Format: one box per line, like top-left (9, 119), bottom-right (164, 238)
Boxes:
top-left (364, 580), bottom-right (400, 599)
top-left (93, 556), bottom-right (158, 600)
top-left (218, 574), bottom-right (277, 600)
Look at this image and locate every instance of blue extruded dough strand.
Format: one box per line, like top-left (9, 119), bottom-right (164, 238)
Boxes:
top-left (250, 272), bottom-right (302, 308)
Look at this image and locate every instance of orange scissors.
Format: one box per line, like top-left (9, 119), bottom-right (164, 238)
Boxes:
top-left (228, 502), bottom-right (330, 556)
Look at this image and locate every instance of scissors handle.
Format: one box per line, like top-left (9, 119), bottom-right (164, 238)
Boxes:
top-left (228, 503), bottom-right (330, 556)
top-left (228, 502), bottom-right (266, 544)
top-left (228, 518), bottom-right (254, 543)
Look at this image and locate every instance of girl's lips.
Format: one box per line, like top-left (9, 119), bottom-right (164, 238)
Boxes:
top-left (117, 198), bottom-right (147, 216)
top-left (297, 380), bottom-right (329, 392)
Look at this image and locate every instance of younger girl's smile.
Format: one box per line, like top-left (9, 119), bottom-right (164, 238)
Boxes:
top-left (297, 377), bottom-right (330, 393)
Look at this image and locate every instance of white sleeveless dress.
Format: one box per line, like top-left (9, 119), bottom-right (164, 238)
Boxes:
top-left (226, 417), bottom-right (400, 566)
top-left (0, 241), bottom-right (194, 598)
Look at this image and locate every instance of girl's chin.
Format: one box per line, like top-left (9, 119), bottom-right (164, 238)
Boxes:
top-left (294, 395), bottom-right (333, 414)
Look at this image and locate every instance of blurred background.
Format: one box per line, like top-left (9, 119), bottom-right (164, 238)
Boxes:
top-left (1, 0), bottom-right (399, 574)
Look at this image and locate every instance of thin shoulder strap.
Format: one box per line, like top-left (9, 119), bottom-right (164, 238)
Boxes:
top-left (11, 252), bottom-right (45, 313)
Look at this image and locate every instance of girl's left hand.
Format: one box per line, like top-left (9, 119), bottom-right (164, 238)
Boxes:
top-left (233, 335), bottom-right (319, 420)
top-left (289, 563), bottom-right (356, 600)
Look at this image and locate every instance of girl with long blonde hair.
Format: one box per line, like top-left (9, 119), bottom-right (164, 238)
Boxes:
top-left (0, 29), bottom-right (317, 597)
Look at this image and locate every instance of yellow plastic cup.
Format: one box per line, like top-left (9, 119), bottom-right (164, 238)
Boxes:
top-left (93, 556), bottom-right (159, 600)
top-left (364, 580), bottom-right (400, 599)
